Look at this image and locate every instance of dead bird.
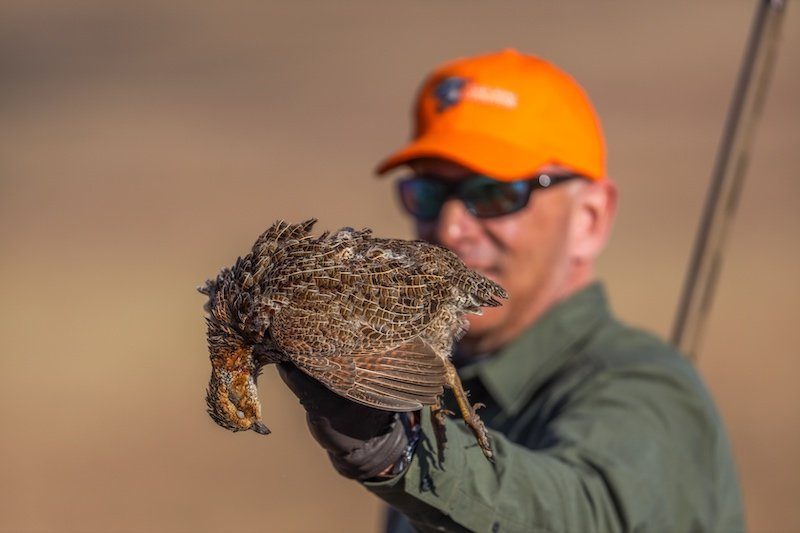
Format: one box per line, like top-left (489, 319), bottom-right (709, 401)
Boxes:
top-left (200, 219), bottom-right (506, 460)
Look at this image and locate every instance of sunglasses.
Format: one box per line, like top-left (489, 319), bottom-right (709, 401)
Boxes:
top-left (397, 172), bottom-right (584, 221)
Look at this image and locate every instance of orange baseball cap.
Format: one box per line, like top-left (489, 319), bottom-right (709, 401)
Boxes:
top-left (376, 49), bottom-right (606, 181)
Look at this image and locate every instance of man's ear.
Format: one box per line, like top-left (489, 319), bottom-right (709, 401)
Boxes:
top-left (570, 179), bottom-right (618, 263)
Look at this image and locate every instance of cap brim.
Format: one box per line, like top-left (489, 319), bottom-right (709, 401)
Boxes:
top-left (376, 130), bottom-right (559, 182)
top-left (376, 130), bottom-right (603, 181)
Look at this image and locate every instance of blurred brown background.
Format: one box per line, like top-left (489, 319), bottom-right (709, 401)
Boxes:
top-left (0, 1), bottom-right (797, 532)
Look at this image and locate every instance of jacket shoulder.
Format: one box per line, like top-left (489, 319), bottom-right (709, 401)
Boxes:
top-left (584, 318), bottom-right (698, 381)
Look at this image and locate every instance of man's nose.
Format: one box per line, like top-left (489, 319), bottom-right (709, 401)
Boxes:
top-left (434, 198), bottom-right (476, 248)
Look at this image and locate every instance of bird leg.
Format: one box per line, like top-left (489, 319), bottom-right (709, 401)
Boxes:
top-left (429, 398), bottom-right (452, 463)
top-left (444, 360), bottom-right (494, 462)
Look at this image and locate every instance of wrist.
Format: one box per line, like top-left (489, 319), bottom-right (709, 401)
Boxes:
top-left (329, 411), bottom-right (420, 481)
top-left (373, 412), bottom-right (421, 479)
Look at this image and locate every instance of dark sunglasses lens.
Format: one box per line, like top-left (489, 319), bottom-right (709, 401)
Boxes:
top-left (398, 179), bottom-right (447, 220)
top-left (460, 177), bottom-right (531, 217)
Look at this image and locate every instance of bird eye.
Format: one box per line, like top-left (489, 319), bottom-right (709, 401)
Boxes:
top-left (236, 409), bottom-right (245, 419)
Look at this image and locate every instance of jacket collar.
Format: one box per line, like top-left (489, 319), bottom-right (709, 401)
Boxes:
top-left (458, 282), bottom-right (611, 416)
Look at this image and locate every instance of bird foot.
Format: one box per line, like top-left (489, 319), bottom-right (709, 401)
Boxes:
top-left (430, 404), bottom-right (448, 463)
top-left (443, 361), bottom-right (494, 462)
top-left (463, 404), bottom-right (493, 462)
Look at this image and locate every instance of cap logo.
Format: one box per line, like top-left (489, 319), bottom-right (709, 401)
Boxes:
top-left (434, 77), bottom-right (467, 112)
top-left (433, 76), bottom-right (518, 113)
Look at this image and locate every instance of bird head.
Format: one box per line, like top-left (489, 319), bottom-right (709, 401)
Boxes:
top-left (201, 268), bottom-right (271, 436)
top-left (205, 342), bottom-right (270, 435)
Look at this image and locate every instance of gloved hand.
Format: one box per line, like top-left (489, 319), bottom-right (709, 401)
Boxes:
top-left (278, 362), bottom-right (418, 481)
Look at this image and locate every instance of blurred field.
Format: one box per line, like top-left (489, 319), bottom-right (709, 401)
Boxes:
top-left (0, 1), bottom-right (798, 532)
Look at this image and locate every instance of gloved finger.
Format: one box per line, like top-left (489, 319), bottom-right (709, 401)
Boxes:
top-left (307, 410), bottom-right (385, 453)
top-left (278, 362), bottom-right (394, 437)
top-left (277, 362), bottom-right (335, 405)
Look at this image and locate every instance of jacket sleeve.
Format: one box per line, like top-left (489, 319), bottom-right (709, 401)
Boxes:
top-left (363, 360), bottom-right (742, 533)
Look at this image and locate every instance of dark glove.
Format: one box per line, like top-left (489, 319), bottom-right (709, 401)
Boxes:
top-left (278, 362), bottom-right (417, 480)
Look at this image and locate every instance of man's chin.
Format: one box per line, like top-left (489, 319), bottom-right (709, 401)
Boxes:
top-left (465, 307), bottom-right (504, 338)
top-left (458, 309), bottom-right (506, 358)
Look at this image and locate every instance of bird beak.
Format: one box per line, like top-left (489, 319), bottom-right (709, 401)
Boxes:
top-left (251, 420), bottom-right (271, 435)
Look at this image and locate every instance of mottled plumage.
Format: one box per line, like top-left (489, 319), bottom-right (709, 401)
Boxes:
top-left (201, 219), bottom-right (506, 459)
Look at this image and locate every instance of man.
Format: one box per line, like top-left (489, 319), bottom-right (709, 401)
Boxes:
top-left (280, 49), bottom-right (744, 532)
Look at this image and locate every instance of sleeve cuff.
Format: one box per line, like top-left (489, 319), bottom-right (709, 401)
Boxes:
top-left (363, 408), bottom-right (499, 531)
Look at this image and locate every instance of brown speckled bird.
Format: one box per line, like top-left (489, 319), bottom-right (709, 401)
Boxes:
top-left (200, 219), bottom-right (506, 460)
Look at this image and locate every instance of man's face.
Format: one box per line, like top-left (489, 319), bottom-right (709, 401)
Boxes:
top-left (407, 159), bottom-right (586, 356)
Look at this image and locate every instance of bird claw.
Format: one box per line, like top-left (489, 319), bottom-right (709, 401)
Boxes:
top-left (430, 405), bottom-right (448, 463)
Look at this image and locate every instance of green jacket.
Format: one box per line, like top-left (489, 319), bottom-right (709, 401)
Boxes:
top-left (365, 283), bottom-right (744, 532)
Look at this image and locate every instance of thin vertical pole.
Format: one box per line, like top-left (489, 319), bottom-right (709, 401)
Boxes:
top-left (672, 0), bottom-right (788, 360)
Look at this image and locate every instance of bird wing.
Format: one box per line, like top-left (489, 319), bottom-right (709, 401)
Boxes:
top-left (267, 239), bottom-right (445, 355)
top-left (290, 341), bottom-right (445, 411)
top-left (263, 232), bottom-right (478, 410)
top-left (269, 295), bottom-right (446, 411)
